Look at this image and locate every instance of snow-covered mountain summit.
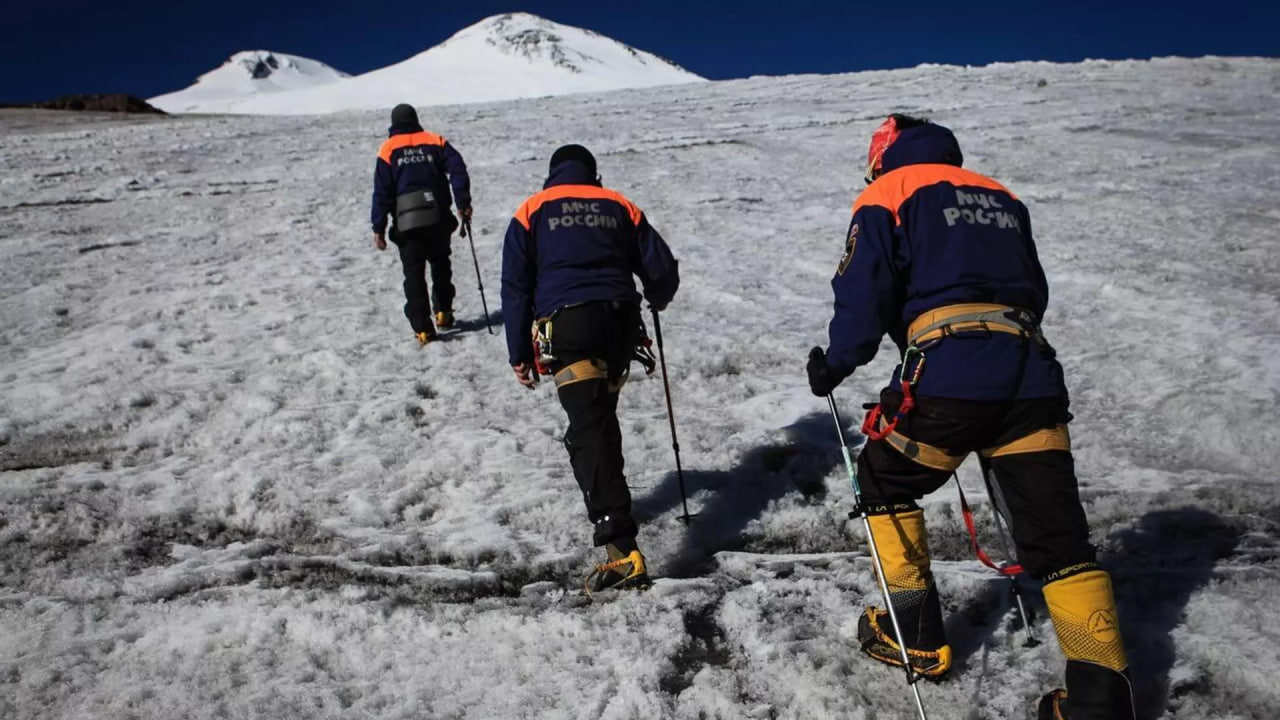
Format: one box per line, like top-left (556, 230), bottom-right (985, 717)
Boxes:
top-left (149, 13), bottom-right (705, 115)
top-left (458, 11), bottom-right (693, 77)
top-left (149, 51), bottom-right (349, 113)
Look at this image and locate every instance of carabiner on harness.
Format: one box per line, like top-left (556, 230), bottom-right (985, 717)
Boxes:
top-left (531, 316), bottom-right (556, 376)
top-left (861, 346), bottom-right (927, 442)
top-left (633, 318), bottom-right (657, 376)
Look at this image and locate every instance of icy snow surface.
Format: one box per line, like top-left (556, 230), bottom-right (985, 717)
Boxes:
top-left (149, 13), bottom-right (704, 116)
top-left (2, 56), bottom-right (1279, 719)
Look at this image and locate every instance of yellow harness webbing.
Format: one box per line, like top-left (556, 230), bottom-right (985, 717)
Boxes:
top-left (875, 416), bottom-right (1071, 470)
top-left (906, 303), bottom-right (1037, 346)
top-left (868, 303), bottom-right (1063, 469)
top-left (552, 359), bottom-right (628, 392)
top-left (553, 359), bottom-right (607, 388)
top-left (872, 414), bottom-right (967, 471)
top-left (981, 425), bottom-right (1071, 458)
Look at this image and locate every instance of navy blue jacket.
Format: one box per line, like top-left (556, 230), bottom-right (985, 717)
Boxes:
top-left (827, 123), bottom-right (1066, 400)
top-left (370, 122), bottom-right (471, 234)
top-left (501, 161), bottom-right (679, 366)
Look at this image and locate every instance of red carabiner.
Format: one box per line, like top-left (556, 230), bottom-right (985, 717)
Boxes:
top-left (860, 358), bottom-right (920, 441)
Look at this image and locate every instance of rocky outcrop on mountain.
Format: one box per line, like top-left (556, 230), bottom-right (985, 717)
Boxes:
top-left (3, 94), bottom-right (166, 113)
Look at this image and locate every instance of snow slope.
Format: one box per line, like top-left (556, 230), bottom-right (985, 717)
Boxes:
top-left (2, 56), bottom-right (1279, 720)
top-left (149, 13), bottom-right (705, 115)
top-left (149, 50), bottom-right (349, 113)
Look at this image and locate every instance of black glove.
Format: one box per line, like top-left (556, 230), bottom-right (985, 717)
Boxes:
top-left (807, 346), bottom-right (844, 397)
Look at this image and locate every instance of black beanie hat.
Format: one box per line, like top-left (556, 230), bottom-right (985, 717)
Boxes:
top-left (549, 144), bottom-right (596, 176)
top-left (391, 103), bottom-right (419, 126)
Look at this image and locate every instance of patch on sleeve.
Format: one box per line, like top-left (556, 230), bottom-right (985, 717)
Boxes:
top-left (837, 222), bottom-right (858, 275)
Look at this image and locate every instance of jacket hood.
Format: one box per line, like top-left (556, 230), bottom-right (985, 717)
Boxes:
top-left (544, 160), bottom-right (600, 189)
top-left (388, 122), bottom-right (424, 137)
top-left (549, 144), bottom-right (597, 177)
top-left (390, 103), bottom-right (419, 126)
top-left (880, 123), bottom-right (965, 174)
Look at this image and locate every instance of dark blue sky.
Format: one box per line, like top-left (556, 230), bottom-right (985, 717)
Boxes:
top-left (2, 0), bottom-right (1276, 102)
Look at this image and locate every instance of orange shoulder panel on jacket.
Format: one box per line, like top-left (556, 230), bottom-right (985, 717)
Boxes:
top-left (513, 185), bottom-right (643, 230)
top-left (377, 131), bottom-right (447, 164)
top-left (851, 164), bottom-right (1017, 224)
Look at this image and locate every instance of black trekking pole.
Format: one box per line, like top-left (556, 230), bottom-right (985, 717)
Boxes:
top-left (827, 395), bottom-right (929, 720)
top-left (461, 219), bottom-right (493, 334)
top-left (976, 456), bottom-right (1037, 647)
top-left (651, 308), bottom-right (693, 524)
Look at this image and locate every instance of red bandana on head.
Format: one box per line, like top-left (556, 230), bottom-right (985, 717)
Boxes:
top-left (865, 116), bottom-right (902, 183)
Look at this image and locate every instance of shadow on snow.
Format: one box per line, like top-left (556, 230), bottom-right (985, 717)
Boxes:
top-left (633, 410), bottom-right (853, 579)
top-left (1105, 508), bottom-right (1242, 719)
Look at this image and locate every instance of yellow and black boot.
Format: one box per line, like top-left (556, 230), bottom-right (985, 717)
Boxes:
top-left (857, 508), bottom-right (952, 678)
top-left (1038, 566), bottom-right (1136, 720)
top-left (584, 539), bottom-right (651, 596)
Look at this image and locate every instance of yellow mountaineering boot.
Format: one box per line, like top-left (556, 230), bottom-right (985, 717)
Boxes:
top-left (584, 542), bottom-right (651, 596)
top-left (415, 331), bottom-right (437, 347)
top-left (1037, 663), bottom-right (1135, 720)
top-left (856, 508), bottom-right (953, 679)
top-left (434, 311), bottom-right (455, 330)
top-left (858, 607), bottom-right (953, 679)
top-left (1038, 567), bottom-right (1136, 720)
